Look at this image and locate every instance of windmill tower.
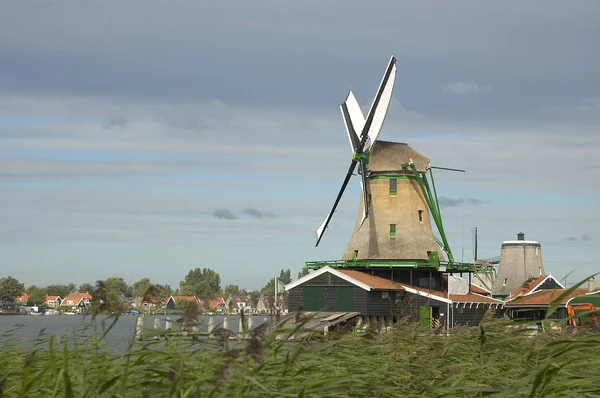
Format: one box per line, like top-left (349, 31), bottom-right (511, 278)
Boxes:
top-left (492, 232), bottom-right (545, 297)
top-left (315, 56), bottom-right (453, 264)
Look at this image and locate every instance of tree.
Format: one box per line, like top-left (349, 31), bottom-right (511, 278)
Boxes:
top-left (279, 269), bottom-right (292, 285)
top-left (90, 280), bottom-right (124, 314)
top-left (179, 268), bottom-right (221, 297)
top-left (79, 283), bottom-right (94, 294)
top-left (132, 278), bottom-right (152, 298)
top-left (248, 290), bottom-right (261, 307)
top-left (260, 269), bottom-right (291, 296)
top-left (103, 277), bottom-right (131, 297)
top-left (223, 284), bottom-right (246, 299)
top-left (46, 284), bottom-right (75, 298)
top-left (0, 276), bottom-right (25, 302)
top-left (28, 286), bottom-right (48, 305)
top-left (298, 268), bottom-right (310, 279)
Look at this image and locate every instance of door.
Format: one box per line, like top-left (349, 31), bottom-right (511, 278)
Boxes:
top-left (420, 306), bottom-right (432, 327)
top-left (337, 287), bottom-right (354, 311)
top-left (302, 286), bottom-right (326, 311)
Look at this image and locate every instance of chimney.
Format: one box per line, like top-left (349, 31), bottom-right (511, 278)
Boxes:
top-left (517, 232), bottom-right (525, 241)
top-left (588, 276), bottom-right (596, 293)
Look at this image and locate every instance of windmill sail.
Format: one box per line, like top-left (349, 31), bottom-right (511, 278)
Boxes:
top-left (315, 56), bottom-right (397, 246)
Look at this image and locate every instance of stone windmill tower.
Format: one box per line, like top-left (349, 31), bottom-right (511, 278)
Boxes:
top-left (492, 232), bottom-right (545, 297)
top-left (316, 57), bottom-right (452, 264)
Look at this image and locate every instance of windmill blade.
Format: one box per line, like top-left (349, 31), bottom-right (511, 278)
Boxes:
top-left (315, 159), bottom-right (358, 246)
top-left (340, 89), bottom-right (365, 152)
top-left (358, 159), bottom-right (370, 227)
top-left (361, 56), bottom-right (397, 150)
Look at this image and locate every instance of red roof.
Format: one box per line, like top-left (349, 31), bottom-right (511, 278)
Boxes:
top-left (510, 275), bottom-right (548, 297)
top-left (505, 288), bottom-right (589, 307)
top-left (450, 293), bottom-right (503, 304)
top-left (337, 270), bottom-right (406, 290)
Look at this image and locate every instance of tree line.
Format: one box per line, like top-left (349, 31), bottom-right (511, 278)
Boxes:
top-left (0, 267), bottom-right (309, 313)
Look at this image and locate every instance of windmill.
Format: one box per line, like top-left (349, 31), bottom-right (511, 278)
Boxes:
top-left (315, 56), bottom-right (456, 265)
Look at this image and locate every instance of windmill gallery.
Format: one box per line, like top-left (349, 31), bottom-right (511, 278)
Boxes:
top-left (283, 57), bottom-right (600, 332)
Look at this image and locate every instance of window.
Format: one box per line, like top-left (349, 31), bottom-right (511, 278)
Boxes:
top-left (418, 210), bottom-right (424, 223)
top-left (352, 250), bottom-right (359, 261)
top-left (503, 278), bottom-right (507, 287)
top-left (390, 224), bottom-right (396, 237)
top-left (389, 179), bottom-right (397, 196)
top-left (382, 292), bottom-right (389, 299)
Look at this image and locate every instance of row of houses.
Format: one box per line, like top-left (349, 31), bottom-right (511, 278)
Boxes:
top-left (283, 266), bottom-right (600, 329)
top-left (136, 294), bottom-right (287, 315)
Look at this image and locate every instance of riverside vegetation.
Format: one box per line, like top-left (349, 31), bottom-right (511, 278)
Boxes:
top-left (1, 310), bottom-right (600, 398)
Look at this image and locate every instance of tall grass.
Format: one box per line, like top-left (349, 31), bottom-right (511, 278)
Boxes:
top-left (1, 314), bottom-right (600, 397)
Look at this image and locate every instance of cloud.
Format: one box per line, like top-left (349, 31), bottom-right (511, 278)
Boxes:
top-left (565, 235), bottom-right (593, 242)
top-left (439, 197), bottom-right (489, 208)
top-left (242, 208), bottom-right (275, 219)
top-left (212, 208), bottom-right (237, 220)
top-left (441, 82), bottom-right (492, 95)
top-left (103, 115), bottom-right (128, 130)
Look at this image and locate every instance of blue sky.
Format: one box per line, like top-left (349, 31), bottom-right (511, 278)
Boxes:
top-left (1, 0), bottom-right (599, 290)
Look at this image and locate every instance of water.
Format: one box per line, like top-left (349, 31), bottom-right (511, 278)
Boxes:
top-left (0, 314), bottom-right (269, 352)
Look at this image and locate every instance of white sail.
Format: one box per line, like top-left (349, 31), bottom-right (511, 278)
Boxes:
top-left (365, 58), bottom-right (396, 150)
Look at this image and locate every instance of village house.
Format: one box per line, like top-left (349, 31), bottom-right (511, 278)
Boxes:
top-left (134, 296), bottom-right (161, 311)
top-left (256, 295), bottom-right (288, 315)
top-left (226, 295), bottom-right (255, 314)
top-left (164, 295), bottom-right (201, 310)
top-left (208, 297), bottom-right (227, 313)
top-left (285, 266), bottom-right (504, 328)
top-left (60, 292), bottom-right (92, 313)
top-left (504, 275), bottom-right (599, 322)
top-left (15, 293), bottom-right (29, 305)
top-left (44, 295), bottom-right (62, 308)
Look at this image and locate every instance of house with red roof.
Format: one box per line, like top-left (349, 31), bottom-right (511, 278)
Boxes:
top-left (284, 266), bottom-right (503, 329)
top-left (45, 295), bottom-right (62, 308)
top-left (504, 275), bottom-right (599, 321)
top-left (208, 297), bottom-right (226, 313)
top-left (256, 295), bottom-right (287, 315)
top-left (15, 293), bottom-right (29, 305)
top-left (60, 292), bottom-right (93, 313)
top-left (226, 295), bottom-right (255, 315)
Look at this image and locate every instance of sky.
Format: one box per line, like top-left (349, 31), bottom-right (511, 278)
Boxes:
top-left (1, 1), bottom-right (599, 290)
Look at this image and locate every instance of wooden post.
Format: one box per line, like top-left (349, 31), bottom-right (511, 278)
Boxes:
top-left (223, 317), bottom-right (228, 330)
top-left (153, 318), bottom-right (160, 339)
top-left (323, 325), bottom-right (329, 335)
top-left (165, 317), bottom-right (172, 330)
top-left (136, 315), bottom-right (144, 341)
top-left (208, 317), bottom-right (215, 338)
top-left (248, 316), bottom-right (253, 330)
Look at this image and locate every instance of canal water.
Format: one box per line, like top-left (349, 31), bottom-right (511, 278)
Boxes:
top-left (0, 314), bottom-right (269, 352)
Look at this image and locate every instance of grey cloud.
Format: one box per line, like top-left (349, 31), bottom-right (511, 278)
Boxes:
top-left (566, 236), bottom-right (578, 241)
top-left (242, 208), bottom-right (275, 219)
top-left (581, 234), bottom-right (592, 241)
top-left (439, 197), bottom-right (489, 208)
top-left (212, 209), bottom-right (237, 220)
top-left (103, 115), bottom-right (128, 129)
top-left (0, 1), bottom-right (598, 123)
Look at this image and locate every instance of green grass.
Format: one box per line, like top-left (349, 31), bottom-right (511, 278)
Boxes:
top-left (1, 315), bottom-right (600, 397)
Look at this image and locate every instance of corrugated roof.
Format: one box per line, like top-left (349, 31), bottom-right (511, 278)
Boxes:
top-left (505, 288), bottom-right (589, 307)
top-left (336, 270), bottom-right (405, 290)
top-left (450, 293), bottom-right (503, 304)
top-left (510, 275), bottom-right (548, 297)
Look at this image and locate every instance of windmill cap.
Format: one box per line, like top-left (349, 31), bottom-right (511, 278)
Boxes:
top-left (368, 141), bottom-right (430, 173)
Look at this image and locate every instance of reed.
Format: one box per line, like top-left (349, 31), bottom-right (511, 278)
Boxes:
top-left (1, 312), bottom-right (600, 397)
